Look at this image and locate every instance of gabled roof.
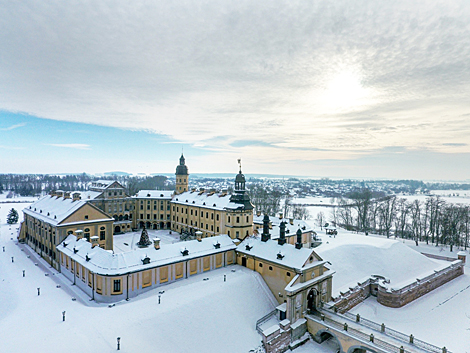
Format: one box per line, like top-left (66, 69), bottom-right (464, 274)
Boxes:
top-left (24, 196), bottom-right (90, 226)
top-left (24, 195), bottom-right (113, 226)
top-left (89, 180), bottom-right (125, 191)
top-left (58, 234), bottom-right (236, 276)
top-left (237, 236), bottom-right (322, 270)
top-left (134, 190), bottom-right (174, 199)
top-left (172, 190), bottom-right (249, 211)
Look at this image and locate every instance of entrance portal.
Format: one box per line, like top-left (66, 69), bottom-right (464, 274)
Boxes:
top-left (241, 257), bottom-right (247, 267)
top-left (114, 226), bottom-right (121, 234)
top-left (307, 288), bottom-right (318, 313)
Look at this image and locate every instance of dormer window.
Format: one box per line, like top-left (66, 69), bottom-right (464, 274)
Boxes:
top-left (86, 255), bottom-right (90, 262)
top-left (277, 252), bottom-right (284, 260)
top-left (245, 244), bottom-right (252, 251)
top-left (213, 242), bottom-right (221, 249)
top-left (73, 248), bottom-right (78, 254)
top-left (141, 256), bottom-right (151, 265)
top-left (147, 194), bottom-right (151, 197)
top-left (181, 248), bottom-right (189, 256)
top-left (160, 194), bottom-right (163, 197)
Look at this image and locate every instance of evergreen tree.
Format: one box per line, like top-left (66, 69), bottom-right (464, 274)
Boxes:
top-left (7, 208), bottom-right (18, 224)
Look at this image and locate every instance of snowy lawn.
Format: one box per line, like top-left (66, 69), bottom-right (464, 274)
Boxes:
top-left (0, 201), bottom-right (277, 353)
top-left (113, 229), bottom-right (181, 253)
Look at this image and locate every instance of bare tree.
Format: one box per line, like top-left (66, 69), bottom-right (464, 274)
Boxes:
top-left (316, 211), bottom-right (325, 230)
top-left (292, 205), bottom-right (310, 220)
top-left (378, 196), bottom-right (397, 238)
top-left (394, 198), bottom-right (410, 239)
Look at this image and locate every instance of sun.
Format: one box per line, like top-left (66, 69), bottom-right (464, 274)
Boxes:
top-left (322, 71), bottom-right (369, 111)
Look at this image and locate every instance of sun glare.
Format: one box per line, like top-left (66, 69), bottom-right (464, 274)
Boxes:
top-left (322, 71), bottom-right (369, 111)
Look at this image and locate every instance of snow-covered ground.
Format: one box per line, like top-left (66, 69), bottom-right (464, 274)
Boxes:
top-left (0, 201), bottom-right (278, 353)
top-left (314, 230), bottom-right (452, 295)
top-left (3, 198), bottom-right (470, 352)
top-left (113, 229), bottom-right (181, 253)
top-left (313, 228), bottom-right (470, 352)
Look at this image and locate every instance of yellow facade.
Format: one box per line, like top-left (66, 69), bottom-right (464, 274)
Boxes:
top-left (21, 201), bottom-right (113, 270)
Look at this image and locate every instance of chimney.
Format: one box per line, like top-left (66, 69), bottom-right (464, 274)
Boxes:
top-left (72, 192), bottom-right (81, 201)
top-left (458, 251), bottom-right (467, 264)
top-left (91, 235), bottom-right (99, 248)
top-left (153, 238), bottom-right (161, 250)
top-left (278, 221), bottom-right (286, 245)
top-left (75, 230), bottom-right (83, 240)
top-left (279, 213), bottom-right (283, 220)
top-left (261, 214), bottom-right (271, 242)
top-left (64, 191), bottom-right (71, 199)
top-left (295, 229), bottom-right (302, 249)
top-left (196, 231), bottom-right (203, 242)
top-left (289, 218), bottom-right (294, 225)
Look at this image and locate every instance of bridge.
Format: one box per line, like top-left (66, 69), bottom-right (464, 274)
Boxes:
top-left (305, 304), bottom-right (450, 353)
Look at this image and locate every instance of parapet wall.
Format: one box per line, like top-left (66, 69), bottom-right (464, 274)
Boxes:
top-left (377, 261), bottom-right (464, 308)
top-left (332, 260), bottom-right (464, 312)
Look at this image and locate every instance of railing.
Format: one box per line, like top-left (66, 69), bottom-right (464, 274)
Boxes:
top-left (255, 309), bottom-right (277, 334)
top-left (309, 312), bottom-right (411, 353)
top-left (320, 304), bottom-right (450, 353)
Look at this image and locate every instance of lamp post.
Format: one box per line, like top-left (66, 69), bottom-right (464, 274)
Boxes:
top-left (158, 295), bottom-right (161, 304)
top-left (117, 337), bottom-right (121, 350)
top-left (62, 311), bottom-right (66, 321)
top-left (23, 270), bottom-right (25, 277)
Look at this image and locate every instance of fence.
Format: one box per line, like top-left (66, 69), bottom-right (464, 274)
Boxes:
top-left (321, 303), bottom-right (450, 353)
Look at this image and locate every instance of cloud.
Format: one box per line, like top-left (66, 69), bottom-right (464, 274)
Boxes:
top-left (0, 122), bottom-right (26, 131)
top-left (46, 144), bottom-right (91, 150)
top-left (0, 1), bottom-right (469, 165)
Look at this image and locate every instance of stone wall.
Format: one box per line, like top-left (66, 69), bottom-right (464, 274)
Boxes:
top-left (332, 261), bottom-right (464, 312)
top-left (378, 261), bottom-right (464, 308)
top-left (332, 278), bottom-right (372, 314)
top-left (262, 320), bottom-right (291, 353)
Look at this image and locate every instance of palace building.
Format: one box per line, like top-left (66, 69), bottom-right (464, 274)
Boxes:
top-left (20, 191), bottom-right (114, 270)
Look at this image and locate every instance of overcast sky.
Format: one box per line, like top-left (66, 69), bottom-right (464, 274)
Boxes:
top-left (1, 1), bottom-right (469, 180)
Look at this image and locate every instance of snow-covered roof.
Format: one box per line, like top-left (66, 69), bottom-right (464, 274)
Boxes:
top-left (253, 215), bottom-right (313, 239)
top-left (23, 195), bottom-right (111, 226)
top-left (134, 190), bottom-right (174, 199)
top-left (236, 236), bottom-right (320, 270)
top-left (89, 180), bottom-right (125, 191)
top-left (74, 190), bottom-right (102, 201)
top-left (172, 190), bottom-right (245, 211)
top-left (58, 234), bottom-right (236, 276)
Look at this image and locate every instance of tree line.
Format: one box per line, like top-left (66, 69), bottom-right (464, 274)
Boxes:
top-left (332, 189), bottom-right (470, 251)
top-left (0, 174), bottom-right (170, 196)
top-left (247, 183), bottom-right (310, 220)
